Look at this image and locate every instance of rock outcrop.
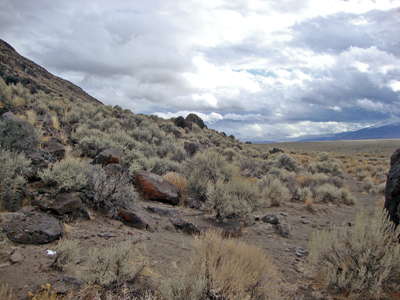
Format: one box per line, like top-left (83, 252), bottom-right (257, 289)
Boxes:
top-left (3, 211), bottom-right (63, 244)
top-left (134, 171), bottom-right (180, 205)
top-left (385, 148), bottom-right (400, 224)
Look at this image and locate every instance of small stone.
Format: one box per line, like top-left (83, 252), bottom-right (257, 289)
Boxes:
top-left (170, 217), bottom-right (200, 235)
top-left (10, 249), bottom-right (24, 264)
top-left (275, 222), bottom-right (291, 238)
top-left (295, 247), bottom-right (308, 258)
top-left (262, 214), bottom-right (280, 225)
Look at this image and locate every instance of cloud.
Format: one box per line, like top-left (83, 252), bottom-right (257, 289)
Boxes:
top-left (0, 0), bottom-right (399, 140)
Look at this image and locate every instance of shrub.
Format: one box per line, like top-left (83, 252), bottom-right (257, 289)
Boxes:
top-left (0, 118), bottom-right (39, 152)
top-left (309, 159), bottom-right (343, 177)
top-left (0, 149), bottom-right (31, 211)
top-left (273, 153), bottom-right (299, 172)
top-left (309, 209), bottom-right (400, 299)
top-left (86, 165), bottom-right (137, 214)
top-left (260, 176), bottom-right (291, 207)
top-left (82, 241), bottom-right (145, 286)
top-left (186, 150), bottom-right (236, 201)
top-left (53, 239), bottom-right (145, 287)
top-left (163, 172), bottom-right (188, 205)
top-left (39, 157), bottom-right (88, 191)
top-left (207, 177), bottom-right (261, 220)
top-left (162, 230), bottom-right (281, 300)
top-left (314, 183), bottom-right (355, 205)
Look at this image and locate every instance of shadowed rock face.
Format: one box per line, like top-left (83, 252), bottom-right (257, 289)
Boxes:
top-left (134, 171), bottom-right (180, 205)
top-left (3, 211), bottom-right (63, 244)
top-left (385, 149), bottom-right (400, 224)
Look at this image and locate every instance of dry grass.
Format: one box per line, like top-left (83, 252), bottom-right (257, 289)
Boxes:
top-left (309, 209), bottom-right (400, 299)
top-left (28, 284), bottom-right (60, 300)
top-left (163, 172), bottom-right (188, 205)
top-left (0, 283), bottom-right (14, 300)
top-left (163, 230), bottom-right (282, 300)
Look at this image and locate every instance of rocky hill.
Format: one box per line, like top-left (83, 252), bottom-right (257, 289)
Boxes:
top-left (0, 39), bottom-right (397, 300)
top-left (0, 39), bottom-right (101, 105)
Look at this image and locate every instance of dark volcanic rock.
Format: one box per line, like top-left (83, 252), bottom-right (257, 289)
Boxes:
top-left (262, 214), bottom-right (280, 225)
top-left (92, 148), bottom-right (123, 166)
top-left (385, 148), bottom-right (400, 224)
top-left (134, 171), bottom-right (180, 205)
top-left (52, 192), bottom-right (83, 215)
top-left (42, 139), bottom-right (65, 161)
top-left (170, 217), bottom-right (200, 235)
top-left (146, 206), bottom-right (177, 217)
top-left (185, 113), bottom-right (206, 129)
top-left (3, 211), bottom-right (63, 244)
top-left (118, 209), bottom-right (151, 230)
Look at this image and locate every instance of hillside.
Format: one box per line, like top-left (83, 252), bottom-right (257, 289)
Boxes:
top-left (0, 39), bottom-right (101, 105)
top-left (0, 39), bottom-right (396, 300)
top-left (300, 123), bottom-right (400, 142)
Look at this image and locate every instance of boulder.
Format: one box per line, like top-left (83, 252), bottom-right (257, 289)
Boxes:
top-left (52, 192), bottom-right (83, 215)
top-left (174, 116), bottom-right (189, 129)
top-left (9, 249), bottom-right (24, 264)
top-left (216, 220), bottom-right (243, 238)
top-left (146, 206), bottom-right (177, 217)
top-left (118, 209), bottom-right (151, 230)
top-left (185, 113), bottom-right (206, 129)
top-left (385, 148), bottom-right (400, 224)
top-left (3, 211), bottom-right (63, 244)
top-left (170, 217), bottom-right (200, 235)
top-left (42, 139), bottom-right (65, 160)
top-left (134, 171), bottom-right (180, 205)
top-left (92, 148), bottom-right (123, 166)
top-left (262, 214), bottom-right (280, 225)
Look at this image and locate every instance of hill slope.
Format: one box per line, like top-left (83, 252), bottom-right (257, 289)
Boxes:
top-left (300, 123), bottom-right (400, 142)
top-left (0, 39), bottom-right (101, 105)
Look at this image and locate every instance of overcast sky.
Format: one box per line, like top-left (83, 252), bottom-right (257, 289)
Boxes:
top-left (1, 0), bottom-right (399, 141)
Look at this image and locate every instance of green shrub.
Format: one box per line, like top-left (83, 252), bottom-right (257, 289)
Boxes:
top-left (309, 209), bottom-right (400, 299)
top-left (0, 148), bottom-right (31, 211)
top-left (39, 157), bottom-right (89, 191)
top-left (0, 118), bottom-right (38, 152)
top-left (207, 177), bottom-right (261, 220)
top-left (162, 230), bottom-right (281, 300)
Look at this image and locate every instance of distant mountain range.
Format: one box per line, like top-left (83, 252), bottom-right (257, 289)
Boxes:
top-left (299, 122), bottom-right (400, 142)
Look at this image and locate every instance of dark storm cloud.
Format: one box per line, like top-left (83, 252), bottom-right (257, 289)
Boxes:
top-left (291, 9), bottom-right (400, 55)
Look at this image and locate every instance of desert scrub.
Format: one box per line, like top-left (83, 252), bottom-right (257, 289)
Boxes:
top-left (207, 177), bottom-right (261, 220)
top-left (39, 157), bottom-right (89, 191)
top-left (82, 241), bottom-right (145, 286)
top-left (273, 153), bottom-right (299, 172)
top-left (53, 239), bottom-right (145, 287)
top-left (86, 165), bottom-right (137, 214)
top-left (309, 158), bottom-right (344, 177)
top-left (163, 172), bottom-right (188, 205)
top-left (260, 176), bottom-right (291, 207)
top-left (309, 209), bottom-right (400, 299)
top-left (0, 148), bottom-right (31, 211)
top-left (314, 183), bottom-right (355, 205)
top-left (186, 150), bottom-right (237, 201)
top-left (0, 117), bottom-right (39, 152)
top-left (162, 230), bottom-right (281, 300)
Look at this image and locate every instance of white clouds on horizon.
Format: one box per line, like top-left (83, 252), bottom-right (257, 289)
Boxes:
top-left (0, 0), bottom-right (399, 140)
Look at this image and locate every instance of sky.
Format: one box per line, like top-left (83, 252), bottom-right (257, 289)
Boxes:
top-left (0, 0), bottom-right (399, 141)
